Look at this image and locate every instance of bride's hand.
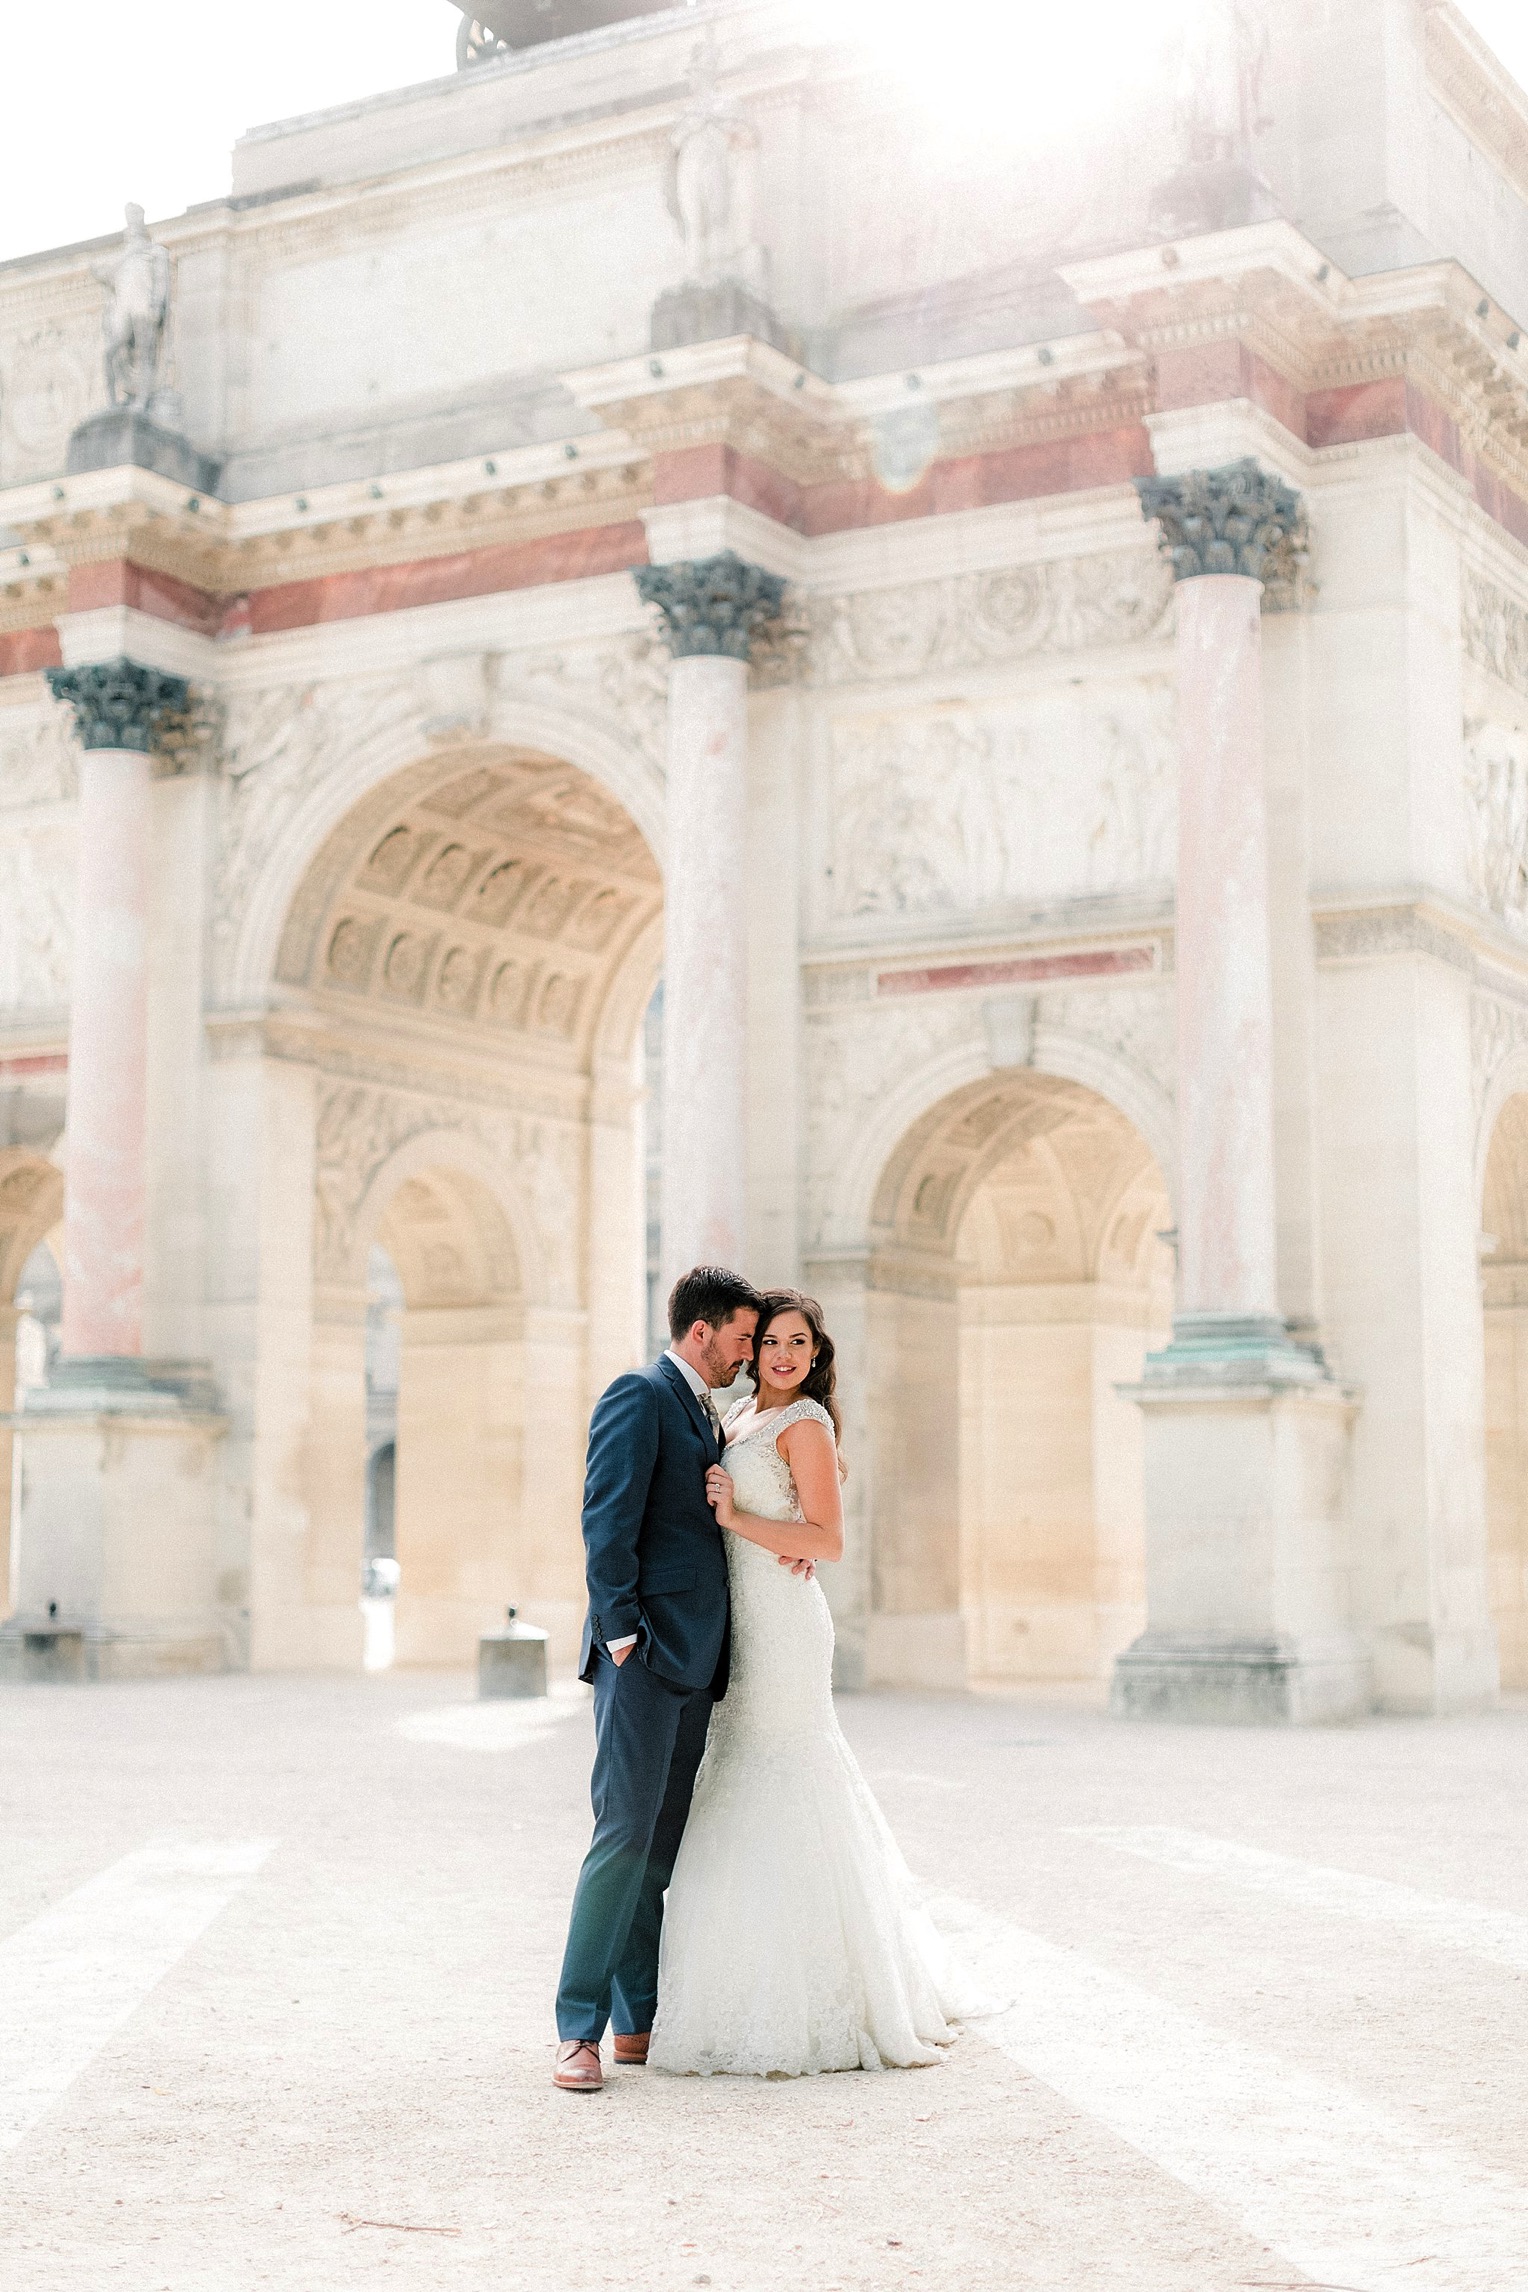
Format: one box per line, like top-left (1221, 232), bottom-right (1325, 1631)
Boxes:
top-left (705, 1465), bottom-right (736, 1525)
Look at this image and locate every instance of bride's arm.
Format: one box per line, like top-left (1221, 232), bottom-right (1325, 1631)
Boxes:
top-left (705, 1421), bottom-right (845, 1564)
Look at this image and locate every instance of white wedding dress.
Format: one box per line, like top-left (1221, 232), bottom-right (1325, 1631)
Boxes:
top-left (648, 1396), bottom-right (963, 2077)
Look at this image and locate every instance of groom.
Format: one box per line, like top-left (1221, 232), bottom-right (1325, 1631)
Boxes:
top-left (553, 1264), bottom-right (761, 2092)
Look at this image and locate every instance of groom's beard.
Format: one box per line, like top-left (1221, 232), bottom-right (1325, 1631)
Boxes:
top-left (699, 1334), bottom-right (742, 1390)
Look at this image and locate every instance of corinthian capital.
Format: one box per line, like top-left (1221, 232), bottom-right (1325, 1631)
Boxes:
top-left (1135, 459), bottom-right (1305, 593)
top-left (45, 657), bottom-right (190, 753)
top-left (634, 552), bottom-right (786, 663)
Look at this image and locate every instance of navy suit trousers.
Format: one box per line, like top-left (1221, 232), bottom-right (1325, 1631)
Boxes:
top-left (554, 1646), bottom-right (713, 2042)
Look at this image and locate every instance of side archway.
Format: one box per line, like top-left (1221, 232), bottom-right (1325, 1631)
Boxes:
top-left (827, 1071), bottom-right (1172, 1690)
top-left (249, 741), bottom-right (659, 1673)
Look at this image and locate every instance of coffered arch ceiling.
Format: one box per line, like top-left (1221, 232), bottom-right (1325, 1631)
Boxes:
top-left (276, 748), bottom-right (660, 1059)
top-left (873, 1071), bottom-right (1171, 1288)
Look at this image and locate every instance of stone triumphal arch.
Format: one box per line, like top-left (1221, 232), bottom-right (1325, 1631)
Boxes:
top-left (3, 0), bottom-right (1528, 1718)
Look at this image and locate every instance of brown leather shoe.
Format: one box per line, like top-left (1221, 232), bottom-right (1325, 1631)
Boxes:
top-left (553, 2040), bottom-right (604, 2092)
top-left (613, 2031), bottom-right (650, 2065)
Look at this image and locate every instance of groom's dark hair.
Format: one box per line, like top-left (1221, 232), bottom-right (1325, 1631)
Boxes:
top-left (667, 1265), bottom-right (761, 1340)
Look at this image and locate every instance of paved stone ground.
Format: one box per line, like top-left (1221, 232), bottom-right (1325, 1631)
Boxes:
top-left (2, 1672), bottom-right (1525, 2292)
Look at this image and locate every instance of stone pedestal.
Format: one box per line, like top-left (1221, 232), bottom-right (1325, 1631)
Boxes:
top-left (478, 1607), bottom-right (549, 1699)
top-left (1112, 1372), bottom-right (1366, 1724)
top-left (66, 407), bottom-right (222, 493)
top-left (1117, 464), bottom-right (1363, 1722)
top-left (634, 553), bottom-right (784, 1287)
top-left (650, 279), bottom-right (796, 358)
top-left (0, 1360), bottom-right (227, 1680)
top-left (7, 660), bottom-right (222, 1682)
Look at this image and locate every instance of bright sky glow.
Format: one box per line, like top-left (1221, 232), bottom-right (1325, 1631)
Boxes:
top-left (1, 1), bottom-right (1528, 266)
top-left (818, 0), bottom-right (1195, 150)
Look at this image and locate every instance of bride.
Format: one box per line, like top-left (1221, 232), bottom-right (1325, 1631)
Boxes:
top-left (648, 1289), bottom-right (963, 2077)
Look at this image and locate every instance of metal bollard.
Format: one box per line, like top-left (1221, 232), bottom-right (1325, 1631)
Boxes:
top-left (478, 1606), bottom-right (549, 1700)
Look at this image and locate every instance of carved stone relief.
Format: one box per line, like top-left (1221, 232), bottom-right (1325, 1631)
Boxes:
top-left (809, 550), bottom-right (1175, 689)
top-left (826, 685), bottom-right (1175, 921)
top-left (0, 823), bottom-right (75, 1009)
top-left (498, 634), bottom-right (669, 773)
top-left (1037, 983), bottom-right (1177, 1097)
top-left (1473, 992), bottom-right (1528, 1131)
top-left (313, 1076), bottom-right (581, 1304)
top-left (0, 707), bottom-right (77, 809)
top-left (1463, 568), bottom-right (1528, 691)
top-left (804, 999), bottom-right (972, 1250)
top-left (0, 326), bottom-right (93, 483)
top-left (214, 677), bottom-right (420, 986)
top-left (1464, 716), bottom-right (1528, 935)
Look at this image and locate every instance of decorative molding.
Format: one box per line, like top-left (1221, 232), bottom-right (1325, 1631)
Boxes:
top-left (44, 655), bottom-right (189, 753)
top-left (1135, 458), bottom-right (1306, 597)
top-left (634, 549), bottom-right (786, 662)
top-left (878, 945), bottom-right (1160, 997)
top-left (808, 548), bottom-right (1175, 688)
top-left (1313, 903), bottom-right (1476, 973)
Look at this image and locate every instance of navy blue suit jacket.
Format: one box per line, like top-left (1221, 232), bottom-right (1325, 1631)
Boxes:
top-left (577, 1355), bottom-right (731, 1696)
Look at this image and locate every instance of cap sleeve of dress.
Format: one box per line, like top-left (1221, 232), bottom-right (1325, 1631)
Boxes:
top-left (783, 1397), bottom-right (835, 1437)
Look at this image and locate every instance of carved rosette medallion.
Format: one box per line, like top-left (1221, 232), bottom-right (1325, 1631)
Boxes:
top-left (45, 656), bottom-right (191, 753)
top-left (634, 552), bottom-right (787, 664)
top-left (1135, 459), bottom-right (1306, 604)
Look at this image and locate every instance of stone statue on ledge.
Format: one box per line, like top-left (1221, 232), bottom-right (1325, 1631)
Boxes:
top-left (665, 35), bottom-right (764, 294)
top-left (67, 204), bottom-right (222, 493)
top-left (94, 205), bottom-right (171, 413)
top-left (651, 36), bottom-right (794, 358)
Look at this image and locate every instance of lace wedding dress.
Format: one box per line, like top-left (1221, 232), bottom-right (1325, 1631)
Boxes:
top-left (648, 1396), bottom-right (962, 2077)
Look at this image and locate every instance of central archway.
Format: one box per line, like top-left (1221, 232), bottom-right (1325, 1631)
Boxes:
top-left (857, 1070), bottom-right (1172, 1689)
top-left (252, 741), bottom-right (661, 1672)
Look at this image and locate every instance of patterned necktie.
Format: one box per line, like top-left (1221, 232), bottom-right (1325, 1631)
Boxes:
top-left (700, 1390), bottom-right (723, 1451)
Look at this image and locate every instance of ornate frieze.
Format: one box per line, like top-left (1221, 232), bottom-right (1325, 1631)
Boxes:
top-left (807, 550), bottom-right (1175, 689)
top-left (634, 551), bottom-right (786, 663)
top-left (1135, 459), bottom-right (1306, 599)
top-left (824, 687), bottom-right (1176, 922)
top-left (44, 657), bottom-right (190, 754)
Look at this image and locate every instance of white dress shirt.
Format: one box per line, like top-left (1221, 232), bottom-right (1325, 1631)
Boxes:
top-left (606, 1349), bottom-right (717, 1655)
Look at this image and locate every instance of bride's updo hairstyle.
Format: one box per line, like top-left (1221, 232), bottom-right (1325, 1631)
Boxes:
top-left (751, 1288), bottom-right (843, 1449)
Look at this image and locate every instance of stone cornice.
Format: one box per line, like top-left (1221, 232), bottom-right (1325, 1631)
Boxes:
top-left (11, 239), bottom-right (1528, 648)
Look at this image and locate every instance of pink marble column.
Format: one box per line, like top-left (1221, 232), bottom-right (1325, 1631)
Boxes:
top-left (1174, 573), bottom-right (1280, 1320)
top-left (661, 652), bottom-right (750, 1281)
top-left (45, 659), bottom-right (187, 1360)
top-left (63, 746), bottom-right (151, 1356)
top-left (1135, 460), bottom-right (1304, 1351)
top-left (635, 554), bottom-right (784, 1289)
